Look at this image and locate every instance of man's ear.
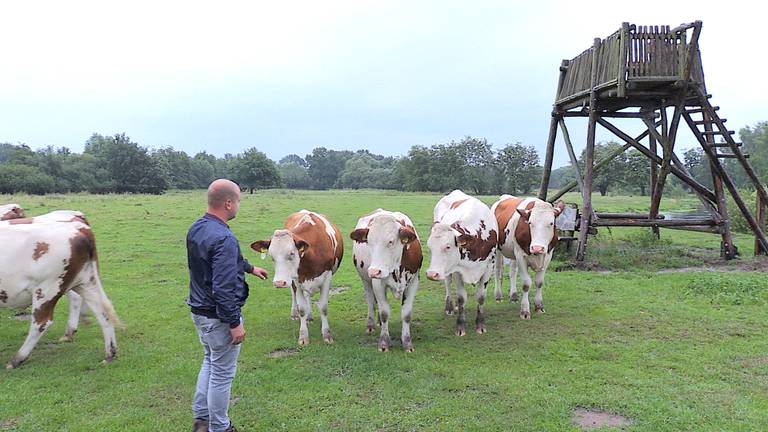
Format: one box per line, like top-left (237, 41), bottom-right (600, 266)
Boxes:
top-left (294, 238), bottom-right (310, 257)
top-left (350, 228), bottom-right (369, 243)
top-left (250, 240), bottom-right (271, 253)
top-left (398, 226), bottom-right (417, 244)
top-left (517, 208), bottom-right (531, 220)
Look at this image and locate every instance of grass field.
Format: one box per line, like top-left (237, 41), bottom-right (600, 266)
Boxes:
top-left (1, 190), bottom-right (767, 431)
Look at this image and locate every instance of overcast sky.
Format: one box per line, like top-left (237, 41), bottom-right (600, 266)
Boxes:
top-left (1, 1), bottom-right (764, 168)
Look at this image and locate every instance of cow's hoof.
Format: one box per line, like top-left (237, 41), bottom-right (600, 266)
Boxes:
top-left (366, 326), bottom-right (375, 334)
top-left (403, 337), bottom-right (413, 352)
top-left (59, 334), bottom-right (74, 343)
top-left (290, 314), bottom-right (299, 321)
top-left (445, 310), bottom-right (454, 316)
top-left (323, 331), bottom-right (333, 344)
top-left (535, 305), bottom-right (545, 314)
top-left (445, 299), bottom-right (454, 315)
top-left (510, 292), bottom-right (518, 302)
top-left (378, 337), bottom-right (390, 352)
top-left (520, 311), bottom-right (531, 320)
top-left (298, 337), bottom-right (310, 346)
top-left (456, 328), bottom-right (466, 337)
top-left (5, 363), bottom-right (15, 370)
top-left (476, 326), bottom-right (486, 334)
top-left (6, 355), bottom-right (24, 369)
top-left (306, 315), bottom-right (314, 323)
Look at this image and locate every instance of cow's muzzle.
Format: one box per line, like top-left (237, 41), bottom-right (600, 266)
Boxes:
top-left (426, 271), bottom-right (444, 281)
top-left (530, 245), bottom-right (546, 255)
top-left (273, 279), bottom-right (289, 288)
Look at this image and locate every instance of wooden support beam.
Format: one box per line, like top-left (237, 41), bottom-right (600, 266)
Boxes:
top-left (561, 111), bottom-right (657, 119)
top-left (597, 117), bottom-right (718, 203)
top-left (596, 212), bottom-right (664, 219)
top-left (593, 218), bottom-right (718, 227)
top-left (758, 193), bottom-right (767, 255)
top-left (539, 114), bottom-right (559, 201)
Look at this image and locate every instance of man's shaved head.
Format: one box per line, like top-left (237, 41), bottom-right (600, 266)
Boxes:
top-left (207, 179), bottom-right (240, 209)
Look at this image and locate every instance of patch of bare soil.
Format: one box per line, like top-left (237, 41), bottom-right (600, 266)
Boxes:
top-left (658, 257), bottom-right (768, 274)
top-left (329, 286), bottom-right (349, 296)
top-left (268, 347), bottom-right (300, 358)
top-left (573, 407), bottom-right (632, 430)
top-left (0, 417), bottom-right (19, 430)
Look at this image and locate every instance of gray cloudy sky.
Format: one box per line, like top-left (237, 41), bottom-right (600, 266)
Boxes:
top-left (1, 1), bottom-right (764, 168)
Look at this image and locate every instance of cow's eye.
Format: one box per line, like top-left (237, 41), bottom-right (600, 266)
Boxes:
top-left (549, 222), bottom-right (554, 226)
top-left (388, 240), bottom-right (394, 246)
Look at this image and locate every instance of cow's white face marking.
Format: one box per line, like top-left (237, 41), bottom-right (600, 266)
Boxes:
top-left (267, 230), bottom-right (303, 288)
top-left (426, 223), bottom-right (462, 281)
top-left (527, 204), bottom-right (556, 255)
top-left (364, 215), bottom-right (407, 279)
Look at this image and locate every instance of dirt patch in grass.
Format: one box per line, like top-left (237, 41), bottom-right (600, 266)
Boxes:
top-left (329, 286), bottom-right (350, 296)
top-left (0, 418), bottom-right (19, 430)
top-left (268, 347), bottom-right (300, 358)
top-left (572, 407), bottom-right (632, 430)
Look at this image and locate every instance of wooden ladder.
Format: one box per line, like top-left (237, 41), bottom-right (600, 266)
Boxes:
top-left (682, 86), bottom-right (768, 255)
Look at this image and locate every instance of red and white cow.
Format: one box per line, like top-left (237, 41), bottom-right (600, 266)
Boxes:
top-left (0, 204), bottom-right (25, 220)
top-left (426, 190), bottom-right (498, 336)
top-left (491, 195), bottom-right (564, 319)
top-left (350, 209), bottom-right (422, 352)
top-left (0, 217), bottom-right (120, 368)
top-left (251, 210), bottom-right (344, 346)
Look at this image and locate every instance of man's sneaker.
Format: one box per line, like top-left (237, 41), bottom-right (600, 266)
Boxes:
top-left (224, 422), bottom-right (238, 432)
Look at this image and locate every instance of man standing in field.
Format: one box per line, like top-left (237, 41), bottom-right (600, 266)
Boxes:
top-left (187, 179), bottom-right (268, 432)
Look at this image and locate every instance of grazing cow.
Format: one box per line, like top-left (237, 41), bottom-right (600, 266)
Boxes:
top-left (0, 204), bottom-right (25, 220)
top-left (0, 218), bottom-right (119, 368)
top-left (251, 210), bottom-right (343, 345)
top-left (426, 190), bottom-right (498, 336)
top-left (491, 195), bottom-right (564, 319)
top-left (350, 209), bottom-right (422, 352)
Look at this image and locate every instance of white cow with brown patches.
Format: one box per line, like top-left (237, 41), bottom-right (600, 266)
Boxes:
top-left (350, 209), bottom-right (423, 352)
top-left (426, 190), bottom-right (498, 336)
top-left (0, 217), bottom-right (119, 368)
top-left (491, 195), bottom-right (564, 319)
top-left (251, 210), bottom-right (344, 346)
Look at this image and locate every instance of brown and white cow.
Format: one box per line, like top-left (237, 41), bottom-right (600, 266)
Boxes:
top-left (251, 210), bottom-right (343, 346)
top-left (0, 204), bottom-right (25, 220)
top-left (491, 195), bottom-right (564, 319)
top-left (1, 208), bottom-right (94, 341)
top-left (0, 218), bottom-right (119, 368)
top-left (350, 209), bottom-right (422, 352)
top-left (426, 190), bottom-right (498, 336)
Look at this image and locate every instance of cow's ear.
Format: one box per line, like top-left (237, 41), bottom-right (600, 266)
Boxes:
top-left (398, 226), bottom-right (417, 245)
top-left (553, 200), bottom-right (565, 217)
top-left (456, 234), bottom-right (472, 248)
top-left (517, 208), bottom-right (531, 220)
top-left (350, 228), bottom-right (369, 243)
top-left (250, 240), bottom-right (271, 253)
top-left (295, 239), bottom-right (310, 257)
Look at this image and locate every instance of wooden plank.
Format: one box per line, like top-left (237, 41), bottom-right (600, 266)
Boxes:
top-left (539, 115), bottom-right (559, 200)
top-left (594, 218), bottom-right (718, 227)
top-left (757, 193), bottom-right (767, 255)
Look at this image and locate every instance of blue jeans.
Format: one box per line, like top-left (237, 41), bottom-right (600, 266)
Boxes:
top-left (192, 314), bottom-right (241, 432)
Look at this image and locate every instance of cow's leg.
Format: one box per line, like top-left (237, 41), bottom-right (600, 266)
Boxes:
top-left (518, 259), bottom-right (532, 320)
top-left (78, 269), bottom-right (119, 362)
top-left (304, 289), bottom-right (314, 322)
top-left (289, 282), bottom-right (299, 320)
top-left (362, 278), bottom-right (376, 334)
top-left (535, 257), bottom-right (552, 313)
top-left (476, 274), bottom-right (490, 334)
top-left (60, 290), bottom-right (84, 342)
top-left (401, 277), bottom-right (418, 352)
top-left (7, 283), bottom-right (62, 369)
top-left (444, 273), bottom-right (454, 315)
top-left (318, 276), bottom-right (333, 344)
top-left (371, 278), bottom-right (391, 351)
top-left (455, 274), bottom-right (467, 336)
top-left (509, 257), bottom-right (519, 302)
top-left (294, 286), bottom-right (311, 345)
top-left (494, 249), bottom-right (504, 302)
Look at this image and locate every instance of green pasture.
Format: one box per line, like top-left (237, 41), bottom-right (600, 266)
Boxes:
top-left (1, 190), bottom-right (767, 431)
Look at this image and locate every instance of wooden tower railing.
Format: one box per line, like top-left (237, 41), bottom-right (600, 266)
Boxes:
top-left (538, 21), bottom-right (768, 262)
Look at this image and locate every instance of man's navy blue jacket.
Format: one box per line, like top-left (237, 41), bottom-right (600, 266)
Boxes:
top-left (187, 213), bottom-right (254, 328)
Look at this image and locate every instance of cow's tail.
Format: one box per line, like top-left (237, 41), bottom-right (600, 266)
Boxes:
top-left (99, 290), bottom-right (124, 329)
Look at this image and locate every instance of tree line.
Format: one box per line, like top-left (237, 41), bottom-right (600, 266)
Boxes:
top-left (1, 122), bottom-right (766, 195)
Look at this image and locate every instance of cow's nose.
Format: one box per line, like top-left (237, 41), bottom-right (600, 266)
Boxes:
top-left (530, 246), bottom-right (545, 255)
top-left (273, 279), bottom-right (288, 288)
top-left (426, 271), bottom-right (440, 281)
top-left (368, 267), bottom-right (382, 279)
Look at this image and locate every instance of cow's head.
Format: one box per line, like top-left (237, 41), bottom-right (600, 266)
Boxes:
top-left (425, 222), bottom-right (472, 281)
top-left (350, 214), bottom-right (418, 282)
top-left (517, 200), bottom-right (565, 255)
top-left (0, 204), bottom-right (25, 221)
top-left (251, 229), bottom-right (309, 288)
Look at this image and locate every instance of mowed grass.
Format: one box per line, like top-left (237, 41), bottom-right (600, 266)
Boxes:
top-left (0, 189), bottom-right (767, 431)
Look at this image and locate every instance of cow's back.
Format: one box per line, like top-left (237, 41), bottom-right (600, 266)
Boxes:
top-left (436, 193), bottom-right (498, 263)
top-left (285, 210), bottom-right (343, 281)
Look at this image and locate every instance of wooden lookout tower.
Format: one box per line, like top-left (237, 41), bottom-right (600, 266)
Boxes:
top-left (538, 21), bottom-right (768, 262)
